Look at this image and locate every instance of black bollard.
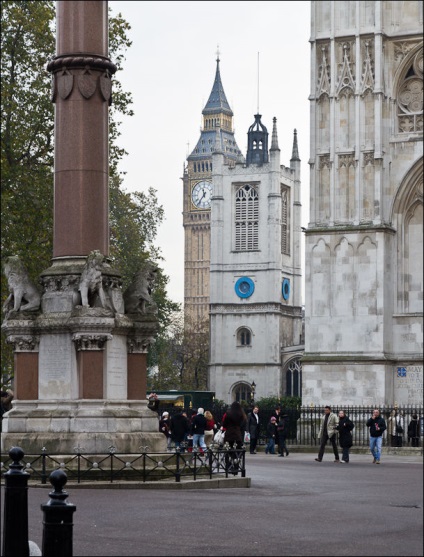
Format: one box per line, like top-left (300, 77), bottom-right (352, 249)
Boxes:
top-left (41, 469), bottom-right (76, 557)
top-left (2, 446), bottom-right (30, 557)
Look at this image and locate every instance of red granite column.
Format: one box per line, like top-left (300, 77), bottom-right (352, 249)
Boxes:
top-left (127, 354), bottom-right (147, 400)
top-left (14, 353), bottom-right (39, 400)
top-left (48, 1), bottom-right (116, 258)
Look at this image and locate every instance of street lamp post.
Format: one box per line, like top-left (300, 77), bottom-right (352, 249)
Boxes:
top-left (250, 381), bottom-right (256, 405)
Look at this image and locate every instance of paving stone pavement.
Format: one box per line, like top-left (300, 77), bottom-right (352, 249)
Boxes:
top-left (2, 451), bottom-right (423, 556)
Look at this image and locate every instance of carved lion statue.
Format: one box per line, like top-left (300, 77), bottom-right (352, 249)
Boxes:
top-left (2, 256), bottom-right (41, 316)
top-left (78, 250), bottom-right (111, 309)
top-left (123, 262), bottom-right (158, 315)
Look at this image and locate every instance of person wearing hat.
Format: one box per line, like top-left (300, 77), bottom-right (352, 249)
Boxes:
top-left (159, 411), bottom-right (172, 451)
top-left (265, 416), bottom-right (277, 454)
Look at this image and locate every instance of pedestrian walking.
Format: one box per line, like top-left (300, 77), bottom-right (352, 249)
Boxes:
top-left (366, 408), bottom-right (386, 464)
top-left (192, 407), bottom-right (207, 453)
top-left (159, 411), bottom-right (172, 451)
top-left (276, 411), bottom-right (290, 457)
top-left (222, 401), bottom-right (247, 474)
top-left (315, 405), bottom-right (340, 462)
top-left (204, 410), bottom-right (217, 448)
top-left (265, 416), bottom-right (277, 454)
top-left (170, 409), bottom-right (190, 452)
top-left (336, 410), bottom-right (354, 463)
top-left (407, 413), bottom-right (420, 447)
top-left (388, 408), bottom-right (404, 447)
top-left (247, 405), bottom-right (260, 454)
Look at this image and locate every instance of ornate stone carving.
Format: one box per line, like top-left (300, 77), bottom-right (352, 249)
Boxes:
top-left (397, 48), bottom-right (423, 134)
top-left (72, 333), bottom-right (112, 351)
top-left (78, 251), bottom-right (113, 310)
top-left (2, 256), bottom-right (41, 318)
top-left (317, 45), bottom-right (331, 98)
top-left (336, 43), bottom-right (355, 97)
top-left (363, 151), bottom-right (375, 166)
top-left (394, 41), bottom-right (420, 63)
top-left (57, 70), bottom-right (74, 100)
top-left (127, 336), bottom-right (154, 354)
top-left (123, 262), bottom-right (158, 315)
top-left (47, 55), bottom-right (116, 105)
top-left (77, 69), bottom-right (97, 99)
top-left (40, 274), bottom-right (80, 293)
top-left (339, 154), bottom-right (356, 168)
top-left (360, 41), bottom-right (375, 95)
top-left (6, 335), bottom-right (39, 352)
top-left (319, 154), bottom-right (331, 169)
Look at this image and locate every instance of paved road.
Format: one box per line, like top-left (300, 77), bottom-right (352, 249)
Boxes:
top-left (3, 452), bottom-right (423, 556)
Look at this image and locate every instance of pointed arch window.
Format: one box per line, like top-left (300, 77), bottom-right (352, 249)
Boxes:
top-left (281, 186), bottom-right (290, 254)
top-left (397, 49), bottom-right (423, 134)
top-left (286, 358), bottom-right (302, 397)
top-left (235, 184), bottom-right (259, 251)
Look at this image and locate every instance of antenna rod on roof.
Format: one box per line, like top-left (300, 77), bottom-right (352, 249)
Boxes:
top-left (257, 52), bottom-right (260, 114)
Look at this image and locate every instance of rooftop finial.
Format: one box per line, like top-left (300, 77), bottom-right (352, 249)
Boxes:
top-left (270, 117), bottom-right (280, 151)
top-left (291, 128), bottom-right (300, 161)
top-left (216, 44), bottom-right (220, 63)
top-left (257, 52), bottom-right (260, 114)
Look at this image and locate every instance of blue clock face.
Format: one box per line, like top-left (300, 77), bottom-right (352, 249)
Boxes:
top-left (282, 278), bottom-right (290, 300)
top-left (235, 277), bottom-right (255, 298)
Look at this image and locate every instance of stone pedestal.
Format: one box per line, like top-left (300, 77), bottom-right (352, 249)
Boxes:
top-left (1, 259), bottom-right (163, 455)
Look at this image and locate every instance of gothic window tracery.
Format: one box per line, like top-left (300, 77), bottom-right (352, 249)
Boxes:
top-left (235, 184), bottom-right (259, 251)
top-left (285, 359), bottom-right (302, 397)
top-left (397, 49), bottom-right (423, 134)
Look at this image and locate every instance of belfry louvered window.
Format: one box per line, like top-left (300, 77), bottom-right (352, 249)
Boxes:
top-left (281, 186), bottom-right (290, 255)
top-left (235, 185), bottom-right (259, 251)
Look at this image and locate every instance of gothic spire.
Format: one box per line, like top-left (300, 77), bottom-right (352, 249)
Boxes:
top-left (270, 117), bottom-right (280, 151)
top-left (291, 129), bottom-right (300, 161)
top-left (202, 55), bottom-right (233, 116)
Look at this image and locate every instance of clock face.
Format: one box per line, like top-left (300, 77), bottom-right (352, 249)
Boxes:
top-left (192, 181), bottom-right (213, 209)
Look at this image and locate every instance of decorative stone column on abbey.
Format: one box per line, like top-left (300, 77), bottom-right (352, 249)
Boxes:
top-left (1, 1), bottom-right (163, 453)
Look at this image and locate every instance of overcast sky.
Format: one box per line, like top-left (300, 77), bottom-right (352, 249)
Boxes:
top-left (109, 1), bottom-right (311, 306)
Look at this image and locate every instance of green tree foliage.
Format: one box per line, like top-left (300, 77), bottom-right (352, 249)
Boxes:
top-left (1, 1), bottom-right (179, 384)
top-left (148, 314), bottom-right (209, 391)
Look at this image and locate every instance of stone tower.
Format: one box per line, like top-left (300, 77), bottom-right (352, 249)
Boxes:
top-left (209, 115), bottom-right (303, 403)
top-left (182, 56), bottom-right (243, 324)
top-left (303, 1), bottom-right (423, 406)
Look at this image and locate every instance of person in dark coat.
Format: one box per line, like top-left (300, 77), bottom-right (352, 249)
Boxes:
top-left (222, 401), bottom-right (247, 474)
top-left (247, 405), bottom-right (260, 454)
top-left (159, 411), bottom-right (172, 450)
top-left (170, 410), bottom-right (190, 452)
top-left (336, 410), bottom-right (355, 463)
top-left (276, 411), bottom-right (290, 457)
top-left (407, 414), bottom-right (420, 447)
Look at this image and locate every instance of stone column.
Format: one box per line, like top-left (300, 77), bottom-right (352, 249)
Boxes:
top-left (6, 334), bottom-right (39, 400)
top-left (127, 338), bottom-right (149, 400)
top-left (48, 1), bottom-right (116, 257)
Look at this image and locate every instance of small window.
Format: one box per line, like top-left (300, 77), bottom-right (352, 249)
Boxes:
top-left (237, 327), bottom-right (252, 346)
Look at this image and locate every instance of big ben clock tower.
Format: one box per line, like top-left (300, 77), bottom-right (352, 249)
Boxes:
top-left (183, 55), bottom-right (243, 323)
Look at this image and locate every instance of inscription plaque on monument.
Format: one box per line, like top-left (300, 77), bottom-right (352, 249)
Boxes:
top-left (394, 365), bottom-right (423, 405)
top-left (105, 335), bottom-right (127, 399)
top-left (39, 334), bottom-right (76, 399)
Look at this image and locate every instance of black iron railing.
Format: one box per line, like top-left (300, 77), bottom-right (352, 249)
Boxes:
top-left (159, 404), bottom-right (423, 447)
top-left (0, 446), bottom-right (246, 484)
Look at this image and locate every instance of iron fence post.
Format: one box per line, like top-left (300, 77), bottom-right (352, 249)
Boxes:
top-left (41, 447), bottom-right (48, 485)
top-left (175, 450), bottom-right (181, 482)
top-left (41, 469), bottom-right (76, 557)
top-left (2, 447), bottom-right (30, 557)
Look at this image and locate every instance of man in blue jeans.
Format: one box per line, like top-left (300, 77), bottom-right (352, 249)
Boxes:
top-left (366, 408), bottom-right (387, 464)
